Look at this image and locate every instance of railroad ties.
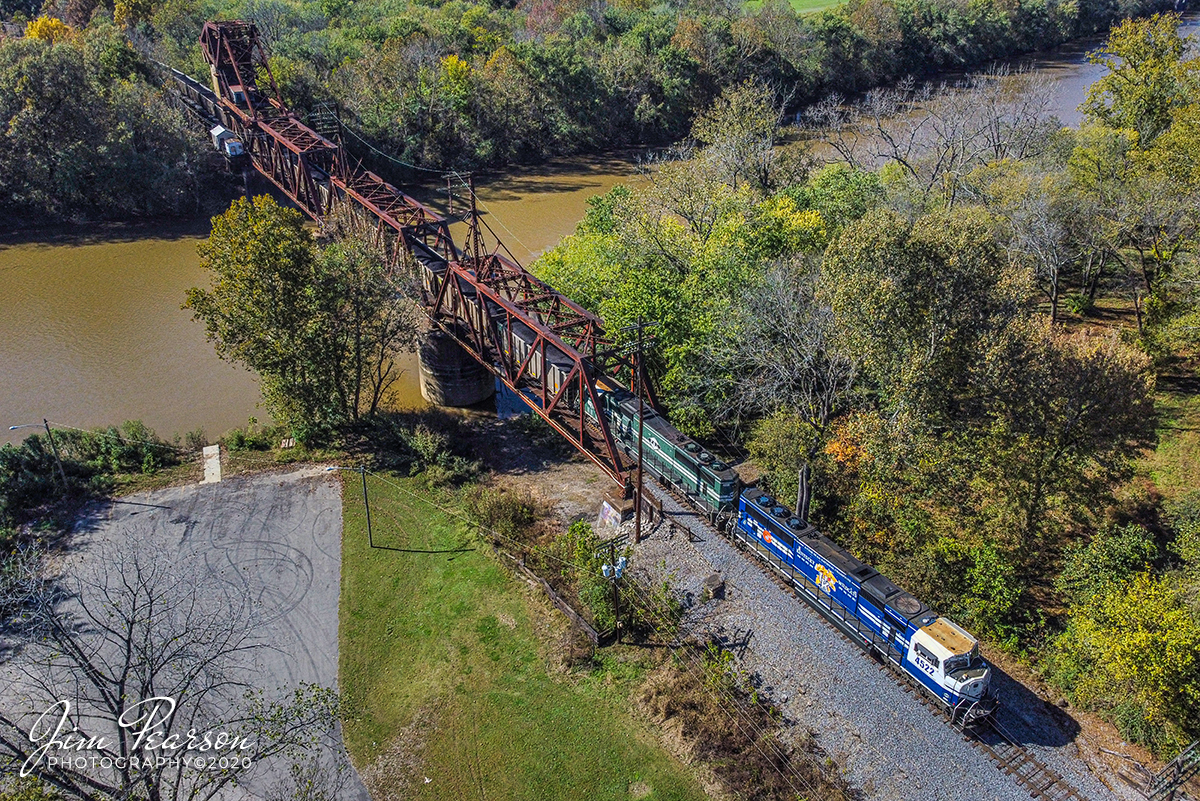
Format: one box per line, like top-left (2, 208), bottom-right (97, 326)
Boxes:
top-left (971, 719), bottom-right (1087, 801)
top-left (649, 478), bottom-right (1092, 801)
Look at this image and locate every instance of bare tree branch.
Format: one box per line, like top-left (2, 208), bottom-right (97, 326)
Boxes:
top-left (0, 543), bottom-right (339, 801)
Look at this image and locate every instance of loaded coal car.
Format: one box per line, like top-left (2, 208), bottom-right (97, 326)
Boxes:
top-left (585, 380), bottom-right (738, 514)
top-left (734, 491), bottom-right (997, 723)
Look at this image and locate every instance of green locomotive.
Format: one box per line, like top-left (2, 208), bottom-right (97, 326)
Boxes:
top-left (585, 380), bottom-right (739, 514)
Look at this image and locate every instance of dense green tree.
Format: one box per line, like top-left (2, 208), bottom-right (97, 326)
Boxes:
top-left (185, 197), bottom-right (422, 438)
top-left (1056, 523), bottom-right (1158, 604)
top-left (974, 326), bottom-right (1156, 544)
top-left (781, 163), bottom-right (883, 237)
top-left (0, 22), bottom-right (218, 221)
top-left (819, 206), bottom-right (1026, 421)
top-left (1082, 13), bottom-right (1199, 146)
top-left (535, 123), bottom-right (834, 435)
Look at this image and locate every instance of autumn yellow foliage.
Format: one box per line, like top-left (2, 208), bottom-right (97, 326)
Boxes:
top-left (440, 54), bottom-right (471, 83)
top-left (25, 15), bottom-right (72, 43)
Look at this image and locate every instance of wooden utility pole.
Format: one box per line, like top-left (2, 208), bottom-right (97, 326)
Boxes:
top-left (360, 465), bottom-right (373, 549)
top-left (634, 319), bottom-right (645, 545)
top-left (622, 316), bottom-right (657, 545)
top-left (43, 420), bottom-right (67, 489)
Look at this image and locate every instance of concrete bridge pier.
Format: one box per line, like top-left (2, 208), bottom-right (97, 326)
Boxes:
top-left (418, 327), bottom-right (495, 407)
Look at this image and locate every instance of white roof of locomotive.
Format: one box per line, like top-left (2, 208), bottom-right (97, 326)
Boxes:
top-left (916, 617), bottom-right (978, 660)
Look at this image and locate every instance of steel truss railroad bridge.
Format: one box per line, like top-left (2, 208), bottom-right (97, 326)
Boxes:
top-left (168, 20), bottom-right (650, 484)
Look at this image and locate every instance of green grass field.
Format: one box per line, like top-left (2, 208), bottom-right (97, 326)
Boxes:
top-left (744, 0), bottom-right (840, 14)
top-left (338, 472), bottom-right (705, 801)
top-left (1142, 389), bottom-right (1200, 503)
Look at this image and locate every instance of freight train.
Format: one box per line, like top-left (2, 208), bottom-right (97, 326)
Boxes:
top-left (409, 245), bottom-right (996, 722)
top-left (586, 378), bottom-right (997, 724)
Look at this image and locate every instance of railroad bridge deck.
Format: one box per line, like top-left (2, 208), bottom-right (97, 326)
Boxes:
top-left (167, 20), bottom-right (648, 484)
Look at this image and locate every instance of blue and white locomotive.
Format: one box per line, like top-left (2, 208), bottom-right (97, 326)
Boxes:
top-left (733, 492), bottom-right (996, 722)
top-left (582, 377), bottom-right (998, 721)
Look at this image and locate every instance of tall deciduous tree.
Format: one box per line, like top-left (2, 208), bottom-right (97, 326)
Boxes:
top-left (1082, 13), bottom-right (1199, 146)
top-left (716, 259), bottom-right (855, 520)
top-left (0, 545), bottom-right (339, 801)
top-left (975, 325), bottom-right (1156, 545)
top-left (689, 80), bottom-right (795, 194)
top-left (819, 206), bottom-right (1026, 422)
top-left (812, 67), bottom-right (1056, 207)
top-left (185, 197), bottom-right (421, 438)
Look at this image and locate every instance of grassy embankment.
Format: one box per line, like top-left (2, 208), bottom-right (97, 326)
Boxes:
top-left (745, 0), bottom-right (839, 12)
top-left (1142, 384), bottom-right (1200, 502)
top-left (337, 471), bottom-right (706, 801)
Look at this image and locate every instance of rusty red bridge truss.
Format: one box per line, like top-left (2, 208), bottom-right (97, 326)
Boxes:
top-left (168, 20), bottom-right (648, 483)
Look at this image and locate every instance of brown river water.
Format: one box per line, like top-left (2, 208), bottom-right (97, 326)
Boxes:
top-left (0, 156), bottom-right (640, 445)
top-left (2, 17), bottom-right (1195, 446)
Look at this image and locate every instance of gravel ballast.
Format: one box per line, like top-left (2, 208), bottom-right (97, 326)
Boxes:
top-left (626, 486), bottom-right (1136, 801)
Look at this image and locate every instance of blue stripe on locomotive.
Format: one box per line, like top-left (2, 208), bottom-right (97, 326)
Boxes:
top-left (735, 495), bottom-right (860, 613)
top-left (855, 596), bottom-right (886, 638)
top-left (735, 493), bottom-right (965, 707)
top-left (907, 647), bottom-right (955, 704)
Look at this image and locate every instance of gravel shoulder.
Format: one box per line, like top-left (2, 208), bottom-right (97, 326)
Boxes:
top-left (628, 484), bottom-right (1134, 801)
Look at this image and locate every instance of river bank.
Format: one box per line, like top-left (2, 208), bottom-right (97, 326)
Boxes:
top-left (3, 12), bottom-right (1193, 448)
top-left (0, 157), bottom-right (641, 447)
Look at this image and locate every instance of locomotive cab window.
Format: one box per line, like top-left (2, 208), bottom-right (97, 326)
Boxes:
top-left (914, 643), bottom-right (940, 668)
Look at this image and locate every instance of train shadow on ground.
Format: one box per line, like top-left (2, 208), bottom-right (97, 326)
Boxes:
top-left (986, 661), bottom-right (1080, 748)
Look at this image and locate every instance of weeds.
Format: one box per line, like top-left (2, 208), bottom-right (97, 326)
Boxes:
top-left (639, 643), bottom-right (856, 801)
top-left (1, 421), bottom-right (180, 530)
top-left (221, 417), bottom-right (276, 451)
top-left (357, 411), bottom-right (481, 487)
top-left (464, 485), bottom-right (540, 544)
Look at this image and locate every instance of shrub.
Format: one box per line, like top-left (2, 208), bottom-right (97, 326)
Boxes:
top-left (402, 423), bottom-right (450, 466)
top-left (221, 418), bottom-right (273, 451)
top-left (0, 437), bottom-right (65, 525)
top-left (1166, 491), bottom-right (1200, 568)
top-left (464, 485), bottom-right (538, 544)
top-left (1047, 572), bottom-right (1200, 756)
top-left (1056, 524), bottom-right (1158, 604)
top-left (1, 420), bottom-right (180, 527)
top-left (184, 429), bottom-right (208, 451)
top-left (58, 420), bottom-right (179, 474)
top-left (1063, 292), bottom-right (1095, 316)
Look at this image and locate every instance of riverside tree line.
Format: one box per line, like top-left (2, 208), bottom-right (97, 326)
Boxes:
top-left (534, 14), bottom-right (1200, 756)
top-left (0, 0), bottom-right (1185, 221)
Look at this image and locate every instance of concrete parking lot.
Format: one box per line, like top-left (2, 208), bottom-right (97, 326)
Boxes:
top-left (4, 466), bottom-right (368, 801)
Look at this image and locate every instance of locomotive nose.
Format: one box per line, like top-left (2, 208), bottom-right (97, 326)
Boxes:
top-left (958, 667), bottom-right (991, 699)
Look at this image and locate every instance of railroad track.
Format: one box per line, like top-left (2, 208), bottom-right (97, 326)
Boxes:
top-left (972, 718), bottom-right (1087, 801)
top-left (646, 479), bottom-right (1090, 801)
